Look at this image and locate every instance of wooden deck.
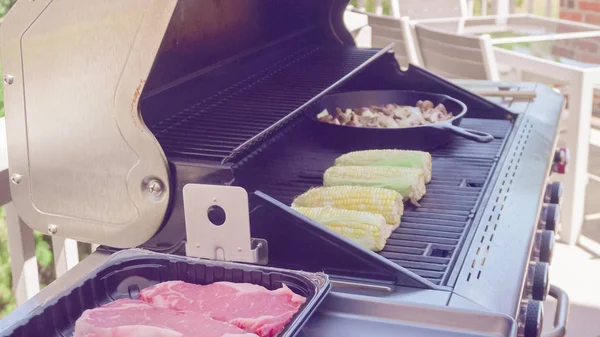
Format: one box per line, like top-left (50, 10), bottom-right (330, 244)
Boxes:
top-left (543, 242), bottom-right (600, 337)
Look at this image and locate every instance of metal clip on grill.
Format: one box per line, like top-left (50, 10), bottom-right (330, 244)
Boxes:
top-left (183, 184), bottom-right (268, 264)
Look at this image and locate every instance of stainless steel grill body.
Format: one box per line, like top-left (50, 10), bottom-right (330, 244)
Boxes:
top-left (0, 1), bottom-right (567, 336)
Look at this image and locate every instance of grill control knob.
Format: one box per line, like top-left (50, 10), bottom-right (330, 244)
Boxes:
top-left (533, 230), bottom-right (555, 264)
top-left (552, 147), bottom-right (569, 174)
top-left (521, 300), bottom-right (544, 337)
top-left (527, 262), bottom-right (550, 301)
top-left (544, 182), bottom-right (563, 205)
top-left (538, 204), bottom-right (560, 233)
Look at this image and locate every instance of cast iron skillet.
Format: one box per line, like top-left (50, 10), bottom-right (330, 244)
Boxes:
top-left (306, 90), bottom-right (494, 151)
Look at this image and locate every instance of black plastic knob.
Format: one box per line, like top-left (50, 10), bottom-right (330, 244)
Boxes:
top-left (524, 300), bottom-right (544, 337)
top-left (554, 148), bottom-right (566, 164)
top-left (539, 230), bottom-right (555, 264)
top-left (544, 182), bottom-right (563, 205)
top-left (531, 262), bottom-right (550, 301)
top-left (539, 204), bottom-right (560, 233)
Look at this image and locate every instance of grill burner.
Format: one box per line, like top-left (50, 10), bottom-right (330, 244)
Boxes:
top-left (234, 117), bottom-right (512, 285)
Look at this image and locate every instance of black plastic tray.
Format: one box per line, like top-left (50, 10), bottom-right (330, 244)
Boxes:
top-left (1, 249), bottom-right (331, 337)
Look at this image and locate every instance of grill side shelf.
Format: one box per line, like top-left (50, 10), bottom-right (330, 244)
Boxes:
top-left (249, 191), bottom-right (438, 289)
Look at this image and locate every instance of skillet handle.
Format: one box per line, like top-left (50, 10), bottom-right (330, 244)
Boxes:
top-left (439, 124), bottom-right (495, 143)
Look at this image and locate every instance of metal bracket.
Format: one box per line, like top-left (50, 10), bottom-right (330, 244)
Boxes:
top-left (183, 184), bottom-right (268, 264)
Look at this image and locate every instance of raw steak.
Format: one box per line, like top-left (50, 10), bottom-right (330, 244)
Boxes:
top-left (74, 298), bottom-right (258, 337)
top-left (139, 281), bottom-right (306, 337)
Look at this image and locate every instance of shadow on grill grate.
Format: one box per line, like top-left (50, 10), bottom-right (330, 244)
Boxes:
top-left (234, 118), bottom-right (513, 285)
top-left (149, 46), bottom-right (381, 162)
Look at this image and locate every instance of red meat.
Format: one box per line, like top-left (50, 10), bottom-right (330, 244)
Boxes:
top-left (139, 281), bottom-right (306, 337)
top-left (73, 298), bottom-right (258, 337)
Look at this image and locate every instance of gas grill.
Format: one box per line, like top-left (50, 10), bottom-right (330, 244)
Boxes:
top-left (0, 1), bottom-right (569, 337)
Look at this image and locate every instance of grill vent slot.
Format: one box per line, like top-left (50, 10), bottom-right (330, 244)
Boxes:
top-left (466, 181), bottom-right (484, 188)
top-left (466, 120), bottom-right (532, 283)
top-left (429, 248), bottom-right (453, 258)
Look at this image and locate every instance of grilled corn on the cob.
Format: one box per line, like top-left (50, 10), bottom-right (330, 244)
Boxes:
top-left (334, 149), bottom-right (432, 183)
top-left (292, 206), bottom-right (392, 251)
top-left (323, 166), bottom-right (426, 205)
top-left (291, 185), bottom-right (403, 228)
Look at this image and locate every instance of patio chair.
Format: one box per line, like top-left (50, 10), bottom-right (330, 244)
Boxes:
top-left (350, 9), bottom-right (420, 67)
top-left (344, 8), bottom-right (372, 48)
top-left (412, 23), bottom-right (500, 81)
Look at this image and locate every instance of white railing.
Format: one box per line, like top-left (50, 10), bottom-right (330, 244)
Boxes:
top-left (355, 0), bottom-right (555, 17)
top-left (0, 117), bottom-right (81, 306)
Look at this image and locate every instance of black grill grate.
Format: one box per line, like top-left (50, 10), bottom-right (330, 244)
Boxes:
top-left (149, 47), bottom-right (381, 162)
top-left (234, 118), bottom-right (513, 285)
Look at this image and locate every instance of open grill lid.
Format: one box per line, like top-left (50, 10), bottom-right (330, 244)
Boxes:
top-left (0, 0), bottom-right (352, 248)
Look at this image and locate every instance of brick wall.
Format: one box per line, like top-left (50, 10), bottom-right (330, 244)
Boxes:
top-left (559, 0), bottom-right (600, 114)
top-left (551, 37), bottom-right (600, 64)
top-left (560, 0), bottom-right (600, 23)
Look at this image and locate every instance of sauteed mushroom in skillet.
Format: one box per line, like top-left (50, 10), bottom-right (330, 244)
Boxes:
top-left (317, 100), bottom-right (453, 128)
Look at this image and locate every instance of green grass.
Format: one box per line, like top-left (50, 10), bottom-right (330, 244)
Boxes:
top-left (350, 0), bottom-right (392, 15)
top-left (0, 62), bottom-right (5, 118)
top-left (0, 208), bottom-right (16, 317)
top-left (0, 207), bottom-right (58, 318)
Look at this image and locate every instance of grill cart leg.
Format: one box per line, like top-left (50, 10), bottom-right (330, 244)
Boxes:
top-left (52, 237), bottom-right (79, 278)
top-left (5, 202), bottom-right (40, 305)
